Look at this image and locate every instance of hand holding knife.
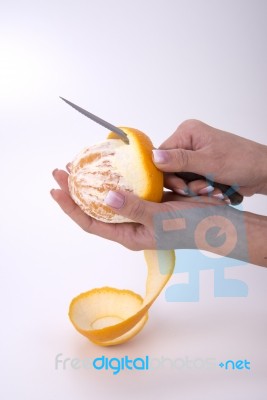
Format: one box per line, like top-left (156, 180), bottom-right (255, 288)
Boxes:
top-left (60, 97), bottom-right (243, 205)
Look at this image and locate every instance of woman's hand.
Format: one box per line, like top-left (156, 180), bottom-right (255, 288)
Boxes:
top-left (51, 168), bottom-right (229, 251)
top-left (51, 120), bottom-right (267, 267)
top-left (153, 120), bottom-right (267, 197)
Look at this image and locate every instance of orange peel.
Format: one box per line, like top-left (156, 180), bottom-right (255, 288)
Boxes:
top-left (68, 127), bottom-right (176, 346)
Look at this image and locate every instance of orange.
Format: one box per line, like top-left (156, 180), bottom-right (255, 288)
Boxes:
top-left (68, 128), bottom-right (175, 346)
top-left (68, 127), bottom-right (163, 223)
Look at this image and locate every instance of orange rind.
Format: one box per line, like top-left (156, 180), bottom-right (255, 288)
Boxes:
top-left (68, 128), bottom-right (176, 346)
top-left (68, 127), bottom-right (163, 222)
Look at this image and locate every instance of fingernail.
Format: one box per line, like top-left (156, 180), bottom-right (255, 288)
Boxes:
top-left (104, 191), bottom-right (125, 209)
top-left (225, 198), bottom-right (231, 205)
top-left (50, 189), bottom-right (56, 198)
top-left (198, 185), bottom-right (214, 195)
top-left (52, 168), bottom-right (59, 176)
top-left (175, 188), bottom-right (189, 195)
top-left (212, 193), bottom-right (224, 200)
top-left (152, 149), bottom-right (170, 164)
top-left (66, 163), bottom-right (72, 172)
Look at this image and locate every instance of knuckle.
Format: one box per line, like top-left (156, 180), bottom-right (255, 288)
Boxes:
top-left (178, 119), bottom-right (203, 133)
top-left (174, 148), bottom-right (189, 170)
top-left (127, 199), bottom-right (146, 222)
top-left (125, 242), bottom-right (141, 251)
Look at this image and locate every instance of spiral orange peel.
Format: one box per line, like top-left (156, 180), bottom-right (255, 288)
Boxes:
top-left (68, 127), bottom-right (176, 346)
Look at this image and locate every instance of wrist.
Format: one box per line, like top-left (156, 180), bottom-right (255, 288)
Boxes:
top-left (256, 143), bottom-right (267, 195)
top-left (244, 211), bottom-right (267, 267)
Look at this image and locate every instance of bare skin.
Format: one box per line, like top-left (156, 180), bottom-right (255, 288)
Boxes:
top-left (154, 119), bottom-right (267, 197)
top-left (51, 120), bottom-right (267, 267)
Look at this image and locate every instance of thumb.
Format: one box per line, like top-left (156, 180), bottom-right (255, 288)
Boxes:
top-left (104, 190), bottom-right (161, 225)
top-left (152, 148), bottom-right (202, 173)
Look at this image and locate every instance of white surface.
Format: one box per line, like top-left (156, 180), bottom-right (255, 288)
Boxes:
top-left (0, 1), bottom-right (267, 399)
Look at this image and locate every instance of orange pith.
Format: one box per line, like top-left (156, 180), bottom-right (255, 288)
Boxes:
top-left (107, 127), bottom-right (163, 203)
top-left (68, 127), bottom-right (163, 223)
top-left (68, 128), bottom-right (176, 346)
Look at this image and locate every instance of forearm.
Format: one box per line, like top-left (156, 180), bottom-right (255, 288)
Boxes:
top-left (203, 208), bottom-right (267, 267)
top-left (166, 203), bottom-right (267, 267)
top-left (244, 211), bottom-right (267, 267)
top-left (156, 202), bottom-right (267, 267)
top-left (193, 206), bottom-right (267, 267)
top-left (257, 143), bottom-right (267, 195)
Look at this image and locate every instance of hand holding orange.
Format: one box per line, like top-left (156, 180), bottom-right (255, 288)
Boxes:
top-left (68, 128), bottom-right (163, 222)
top-left (67, 128), bottom-right (175, 346)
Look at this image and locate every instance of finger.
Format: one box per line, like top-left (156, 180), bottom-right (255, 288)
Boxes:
top-left (51, 168), bottom-right (145, 245)
top-left (163, 173), bottom-right (189, 195)
top-left (50, 188), bottom-right (129, 242)
top-left (171, 192), bottom-right (230, 207)
top-left (190, 182), bottom-right (234, 205)
top-left (104, 190), bottom-right (164, 226)
top-left (51, 188), bottom-right (94, 230)
top-left (187, 180), bottom-right (214, 196)
top-left (66, 163), bottom-right (72, 173)
top-left (52, 169), bottom-right (70, 193)
top-left (198, 187), bottom-right (231, 204)
top-left (211, 189), bottom-right (227, 202)
top-left (211, 192), bottom-right (231, 204)
top-left (159, 120), bottom-right (206, 150)
top-left (155, 120), bottom-right (215, 174)
top-left (50, 188), bottom-right (154, 250)
top-left (152, 148), bottom-right (203, 174)
top-left (185, 180), bottom-right (231, 205)
top-left (103, 188), bottom-right (225, 227)
top-left (162, 191), bottom-right (185, 202)
top-left (223, 196), bottom-right (231, 205)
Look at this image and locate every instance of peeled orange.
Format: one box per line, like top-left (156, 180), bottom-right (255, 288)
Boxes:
top-left (68, 127), bottom-right (175, 346)
top-left (68, 127), bottom-right (163, 223)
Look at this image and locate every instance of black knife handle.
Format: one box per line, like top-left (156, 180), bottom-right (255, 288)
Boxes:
top-left (175, 172), bottom-right (243, 206)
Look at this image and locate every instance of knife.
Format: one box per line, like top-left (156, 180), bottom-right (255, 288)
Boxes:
top-left (60, 97), bottom-right (129, 144)
top-left (60, 97), bottom-right (243, 205)
top-left (175, 172), bottom-right (243, 205)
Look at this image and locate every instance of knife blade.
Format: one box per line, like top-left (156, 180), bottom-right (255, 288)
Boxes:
top-left (59, 97), bottom-right (129, 144)
top-left (60, 97), bottom-right (243, 205)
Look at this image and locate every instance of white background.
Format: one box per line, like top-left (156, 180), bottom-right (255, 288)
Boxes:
top-left (0, 0), bottom-right (267, 399)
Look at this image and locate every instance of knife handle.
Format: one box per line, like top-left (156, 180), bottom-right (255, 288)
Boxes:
top-left (175, 172), bottom-right (243, 206)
